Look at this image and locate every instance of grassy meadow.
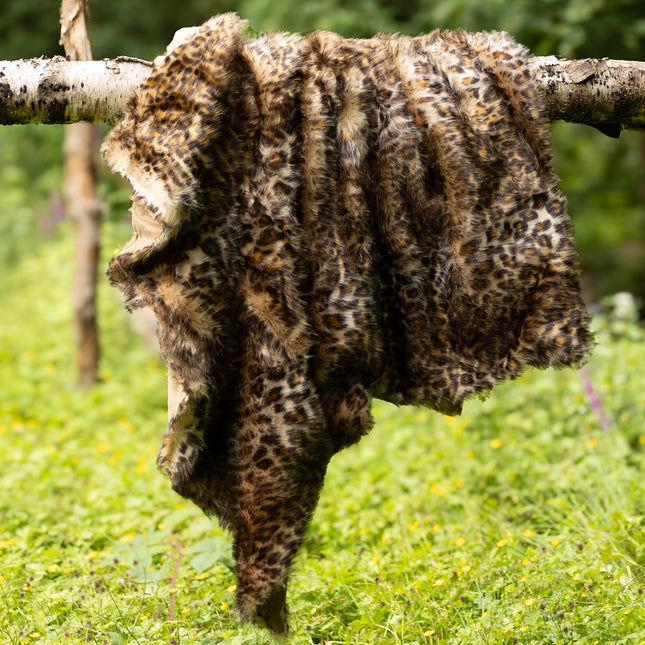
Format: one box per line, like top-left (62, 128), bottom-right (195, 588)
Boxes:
top-left (1, 221), bottom-right (645, 644)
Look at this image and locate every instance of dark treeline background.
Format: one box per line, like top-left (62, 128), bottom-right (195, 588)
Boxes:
top-left (1, 0), bottom-right (645, 309)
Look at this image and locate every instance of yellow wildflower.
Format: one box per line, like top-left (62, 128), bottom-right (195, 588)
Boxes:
top-left (432, 524), bottom-right (441, 532)
top-left (120, 532), bottom-right (135, 544)
top-left (455, 536), bottom-right (466, 546)
top-left (429, 483), bottom-right (446, 497)
top-left (587, 438), bottom-right (598, 448)
top-left (108, 450), bottom-right (124, 466)
top-left (136, 454), bottom-right (148, 475)
top-left (193, 572), bottom-right (209, 580)
top-left (227, 584), bottom-right (237, 593)
top-left (85, 551), bottom-right (98, 560)
top-left (490, 438), bottom-right (502, 450)
top-left (525, 597), bottom-right (535, 606)
top-left (523, 529), bottom-right (535, 538)
top-left (496, 538), bottom-right (508, 547)
top-left (550, 539), bottom-right (560, 546)
top-left (408, 520), bottom-right (420, 532)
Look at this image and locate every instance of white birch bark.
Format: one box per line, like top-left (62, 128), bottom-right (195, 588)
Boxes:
top-left (532, 56), bottom-right (645, 135)
top-left (0, 55), bottom-right (644, 130)
top-left (0, 57), bottom-right (152, 125)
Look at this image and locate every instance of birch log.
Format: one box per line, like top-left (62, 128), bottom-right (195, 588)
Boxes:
top-left (0, 57), bottom-right (152, 125)
top-left (533, 56), bottom-right (645, 135)
top-left (0, 55), bottom-right (644, 131)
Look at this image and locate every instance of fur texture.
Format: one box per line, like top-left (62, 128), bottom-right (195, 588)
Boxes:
top-left (103, 14), bottom-right (592, 632)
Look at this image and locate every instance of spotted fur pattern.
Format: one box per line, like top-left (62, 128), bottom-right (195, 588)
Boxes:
top-left (103, 14), bottom-right (592, 633)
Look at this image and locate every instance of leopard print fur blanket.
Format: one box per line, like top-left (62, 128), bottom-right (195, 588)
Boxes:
top-left (102, 13), bottom-right (592, 633)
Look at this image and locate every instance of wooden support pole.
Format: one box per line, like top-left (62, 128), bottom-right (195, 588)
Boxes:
top-left (60, 0), bottom-right (101, 388)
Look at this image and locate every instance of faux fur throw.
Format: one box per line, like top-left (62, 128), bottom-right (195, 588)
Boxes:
top-left (103, 13), bottom-right (592, 633)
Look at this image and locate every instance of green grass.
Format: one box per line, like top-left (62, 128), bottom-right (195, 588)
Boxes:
top-left (1, 223), bottom-right (645, 645)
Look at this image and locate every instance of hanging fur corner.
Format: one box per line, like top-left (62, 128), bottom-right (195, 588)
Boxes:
top-left (102, 13), bottom-right (593, 634)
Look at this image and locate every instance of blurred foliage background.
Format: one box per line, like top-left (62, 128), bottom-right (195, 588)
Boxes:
top-left (1, 0), bottom-right (645, 309)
